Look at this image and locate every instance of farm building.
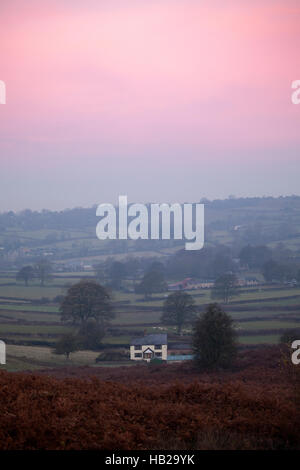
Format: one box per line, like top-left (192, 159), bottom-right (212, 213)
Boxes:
top-left (167, 354), bottom-right (194, 362)
top-left (236, 277), bottom-right (260, 287)
top-left (130, 334), bottom-right (168, 362)
top-left (168, 278), bottom-right (214, 291)
top-left (167, 342), bottom-right (194, 362)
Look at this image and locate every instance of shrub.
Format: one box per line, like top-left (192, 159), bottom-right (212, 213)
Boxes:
top-left (95, 350), bottom-right (129, 362)
top-left (193, 303), bottom-right (237, 370)
top-left (280, 329), bottom-right (300, 347)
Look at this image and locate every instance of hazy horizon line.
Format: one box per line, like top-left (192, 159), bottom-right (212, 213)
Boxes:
top-left (1, 193), bottom-right (300, 216)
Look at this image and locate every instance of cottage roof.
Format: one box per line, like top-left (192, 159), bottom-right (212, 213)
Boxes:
top-left (131, 334), bottom-right (167, 346)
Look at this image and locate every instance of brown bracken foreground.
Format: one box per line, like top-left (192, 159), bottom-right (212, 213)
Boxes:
top-left (0, 346), bottom-right (299, 450)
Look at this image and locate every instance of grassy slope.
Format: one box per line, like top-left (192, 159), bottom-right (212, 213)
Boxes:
top-left (0, 276), bottom-right (299, 371)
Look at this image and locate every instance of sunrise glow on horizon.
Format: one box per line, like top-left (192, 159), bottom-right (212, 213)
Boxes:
top-left (0, 0), bottom-right (299, 211)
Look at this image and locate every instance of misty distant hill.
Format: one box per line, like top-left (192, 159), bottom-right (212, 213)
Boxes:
top-left (0, 196), bottom-right (300, 267)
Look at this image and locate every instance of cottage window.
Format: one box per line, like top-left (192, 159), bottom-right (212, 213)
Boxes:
top-left (135, 353), bottom-right (142, 358)
top-left (154, 345), bottom-right (162, 350)
top-left (134, 345), bottom-right (142, 350)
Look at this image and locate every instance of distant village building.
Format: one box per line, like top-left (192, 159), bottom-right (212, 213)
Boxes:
top-left (83, 265), bottom-right (93, 271)
top-left (168, 278), bottom-right (214, 291)
top-left (130, 334), bottom-right (168, 362)
top-left (236, 277), bottom-right (260, 287)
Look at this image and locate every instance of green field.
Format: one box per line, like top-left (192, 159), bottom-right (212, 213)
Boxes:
top-left (4, 344), bottom-right (101, 371)
top-left (0, 273), bottom-right (299, 371)
top-left (0, 284), bottom-right (67, 300)
top-left (236, 320), bottom-right (300, 331)
top-left (238, 335), bottom-right (281, 345)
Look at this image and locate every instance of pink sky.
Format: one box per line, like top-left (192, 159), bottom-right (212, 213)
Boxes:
top-left (0, 0), bottom-right (299, 210)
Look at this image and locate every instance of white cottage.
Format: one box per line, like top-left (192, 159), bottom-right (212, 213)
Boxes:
top-left (130, 334), bottom-right (167, 362)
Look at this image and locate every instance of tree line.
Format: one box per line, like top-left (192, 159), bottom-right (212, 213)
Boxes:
top-left (55, 279), bottom-right (237, 370)
top-left (16, 242), bottom-right (300, 291)
top-left (16, 259), bottom-right (53, 286)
